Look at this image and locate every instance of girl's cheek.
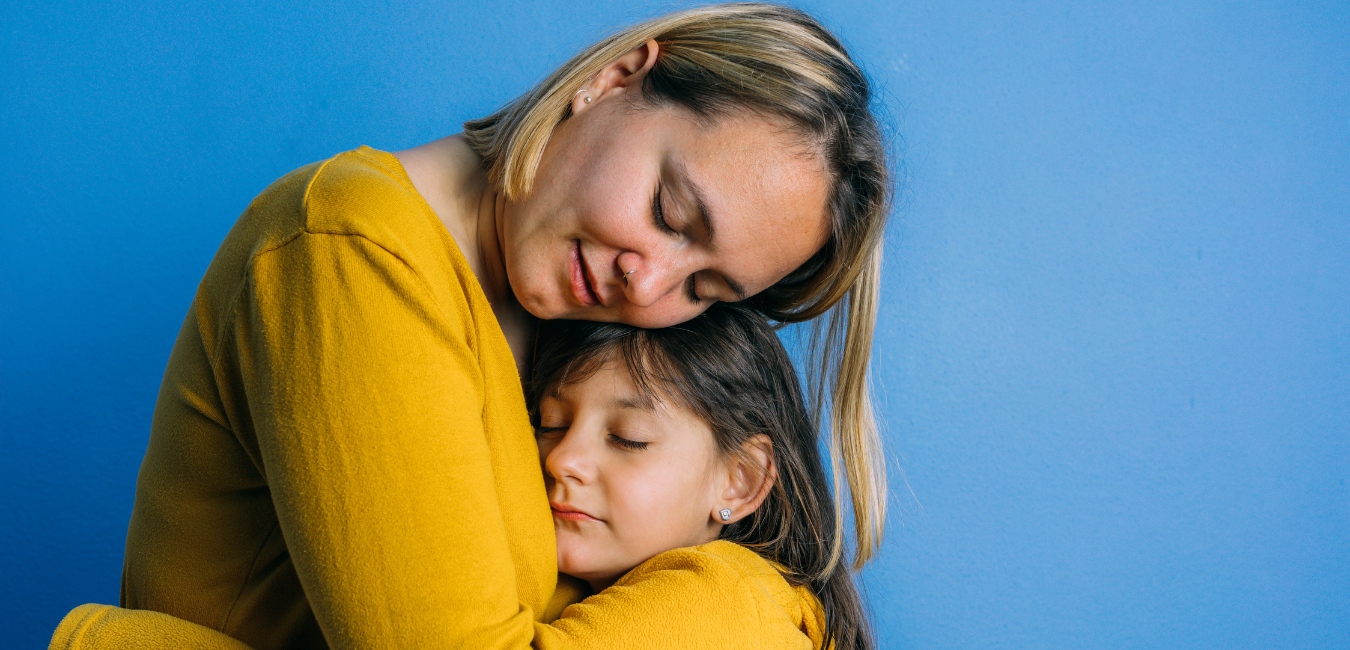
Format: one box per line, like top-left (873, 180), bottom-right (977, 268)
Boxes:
top-left (625, 470), bottom-right (685, 516)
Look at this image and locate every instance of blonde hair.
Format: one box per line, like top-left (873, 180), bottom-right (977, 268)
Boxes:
top-left (464, 3), bottom-right (891, 570)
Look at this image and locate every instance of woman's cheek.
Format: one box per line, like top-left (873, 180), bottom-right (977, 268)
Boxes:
top-left (618, 300), bottom-right (706, 330)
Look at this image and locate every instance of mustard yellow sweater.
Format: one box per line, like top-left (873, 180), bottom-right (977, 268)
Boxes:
top-left (53, 541), bottom-right (827, 649)
top-left (58, 147), bottom-right (825, 650)
top-left (117, 146), bottom-right (559, 649)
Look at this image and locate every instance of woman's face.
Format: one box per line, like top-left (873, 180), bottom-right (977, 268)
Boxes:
top-left (500, 92), bottom-right (831, 328)
top-left (536, 360), bottom-right (726, 589)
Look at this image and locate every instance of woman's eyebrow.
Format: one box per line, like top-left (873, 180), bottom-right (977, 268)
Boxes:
top-left (672, 161), bottom-right (749, 301)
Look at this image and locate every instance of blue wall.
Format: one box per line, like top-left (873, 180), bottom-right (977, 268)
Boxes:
top-left (3, 1), bottom-right (1346, 648)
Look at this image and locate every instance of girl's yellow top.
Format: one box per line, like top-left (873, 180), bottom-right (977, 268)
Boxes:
top-left (51, 147), bottom-right (826, 650)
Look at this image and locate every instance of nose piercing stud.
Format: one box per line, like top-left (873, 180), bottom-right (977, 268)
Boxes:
top-left (622, 269), bottom-right (635, 287)
top-left (719, 509), bottom-right (732, 521)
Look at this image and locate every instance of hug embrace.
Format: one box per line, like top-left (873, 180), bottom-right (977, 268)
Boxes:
top-left (49, 4), bottom-right (893, 649)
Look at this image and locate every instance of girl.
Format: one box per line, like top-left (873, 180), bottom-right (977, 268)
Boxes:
top-left (530, 304), bottom-right (874, 650)
top-left (51, 304), bottom-right (876, 650)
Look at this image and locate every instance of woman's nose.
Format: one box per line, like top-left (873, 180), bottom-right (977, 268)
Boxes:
top-left (543, 428), bottom-right (597, 485)
top-left (616, 249), bottom-right (692, 308)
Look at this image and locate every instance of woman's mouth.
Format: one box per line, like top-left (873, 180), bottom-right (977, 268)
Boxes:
top-left (569, 240), bottom-right (601, 307)
top-left (550, 501), bottom-right (602, 523)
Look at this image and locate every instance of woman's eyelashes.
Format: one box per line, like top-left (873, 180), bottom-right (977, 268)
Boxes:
top-left (652, 185), bottom-right (677, 235)
top-left (652, 185), bottom-right (702, 304)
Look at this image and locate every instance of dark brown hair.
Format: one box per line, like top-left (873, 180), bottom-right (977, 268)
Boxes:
top-left (528, 304), bottom-right (874, 650)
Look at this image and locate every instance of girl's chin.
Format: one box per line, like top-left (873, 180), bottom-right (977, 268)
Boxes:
top-left (556, 548), bottom-right (607, 580)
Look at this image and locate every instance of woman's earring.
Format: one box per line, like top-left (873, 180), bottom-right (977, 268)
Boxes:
top-left (575, 88), bottom-right (592, 104)
top-left (719, 509), bottom-right (732, 522)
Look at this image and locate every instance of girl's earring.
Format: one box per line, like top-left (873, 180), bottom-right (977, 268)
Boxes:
top-left (575, 88), bottom-right (592, 104)
top-left (719, 509), bottom-right (732, 522)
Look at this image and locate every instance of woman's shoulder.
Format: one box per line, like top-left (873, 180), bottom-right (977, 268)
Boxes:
top-left (195, 147), bottom-right (480, 343)
top-left (216, 146), bottom-right (450, 258)
top-left (217, 146), bottom-right (469, 287)
top-left (295, 146), bottom-right (445, 240)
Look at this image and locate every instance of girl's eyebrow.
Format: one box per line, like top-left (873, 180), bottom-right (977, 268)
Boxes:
top-left (611, 395), bottom-right (654, 411)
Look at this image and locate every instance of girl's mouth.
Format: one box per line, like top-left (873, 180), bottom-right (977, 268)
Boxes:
top-left (550, 501), bottom-right (602, 523)
top-left (569, 240), bottom-right (601, 307)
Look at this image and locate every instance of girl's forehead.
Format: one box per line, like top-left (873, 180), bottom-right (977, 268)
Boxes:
top-left (545, 359), bottom-right (702, 421)
top-left (550, 360), bottom-right (662, 409)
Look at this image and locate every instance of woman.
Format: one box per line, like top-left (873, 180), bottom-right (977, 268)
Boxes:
top-left (51, 4), bottom-right (891, 649)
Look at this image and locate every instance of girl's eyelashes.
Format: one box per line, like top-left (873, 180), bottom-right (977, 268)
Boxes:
top-left (536, 424), bottom-right (648, 451)
top-left (608, 434), bottom-right (650, 451)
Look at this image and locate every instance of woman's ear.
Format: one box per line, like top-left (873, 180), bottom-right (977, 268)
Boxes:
top-left (714, 435), bottom-right (776, 525)
top-left (571, 39), bottom-right (660, 115)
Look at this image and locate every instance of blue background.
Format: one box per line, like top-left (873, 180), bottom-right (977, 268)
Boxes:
top-left (3, 1), bottom-right (1346, 648)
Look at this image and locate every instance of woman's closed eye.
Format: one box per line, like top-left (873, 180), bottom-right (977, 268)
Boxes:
top-left (536, 426), bottom-right (568, 439)
top-left (652, 184), bottom-right (677, 236)
top-left (652, 184), bottom-right (707, 304)
top-left (685, 275), bottom-right (702, 303)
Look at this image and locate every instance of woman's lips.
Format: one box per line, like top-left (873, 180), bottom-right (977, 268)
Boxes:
top-left (551, 501), bottom-right (602, 523)
top-left (569, 240), bottom-right (601, 307)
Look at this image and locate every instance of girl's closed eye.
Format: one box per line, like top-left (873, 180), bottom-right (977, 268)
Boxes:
top-left (608, 433), bottom-right (649, 451)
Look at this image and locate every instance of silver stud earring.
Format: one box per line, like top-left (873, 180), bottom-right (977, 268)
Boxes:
top-left (575, 88), bottom-right (592, 104)
top-left (719, 509), bottom-right (732, 521)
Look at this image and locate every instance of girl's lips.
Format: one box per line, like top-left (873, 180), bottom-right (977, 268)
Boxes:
top-left (569, 240), bottom-right (601, 307)
top-left (551, 502), bottom-right (602, 523)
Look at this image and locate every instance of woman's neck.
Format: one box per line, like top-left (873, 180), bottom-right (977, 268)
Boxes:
top-left (393, 135), bottom-right (536, 378)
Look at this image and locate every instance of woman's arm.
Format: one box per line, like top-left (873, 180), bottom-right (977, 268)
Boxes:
top-left (53, 544), bottom-right (814, 650)
top-left (50, 605), bottom-right (255, 650)
top-left (235, 229), bottom-right (538, 648)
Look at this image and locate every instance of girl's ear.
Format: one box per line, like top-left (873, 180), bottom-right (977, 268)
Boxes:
top-left (714, 435), bottom-right (776, 524)
top-left (571, 39), bottom-right (660, 116)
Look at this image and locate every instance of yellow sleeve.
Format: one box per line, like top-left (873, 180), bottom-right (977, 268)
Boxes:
top-left (536, 545), bottom-right (814, 650)
top-left (51, 555), bottom-right (802, 650)
top-left (50, 605), bottom-right (255, 650)
top-left (237, 231), bottom-right (533, 649)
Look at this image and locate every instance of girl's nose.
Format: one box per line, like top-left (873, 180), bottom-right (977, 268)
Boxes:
top-left (543, 427), bottom-right (597, 485)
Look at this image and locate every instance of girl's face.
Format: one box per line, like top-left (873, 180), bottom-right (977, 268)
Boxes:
top-left (500, 87), bottom-right (832, 329)
top-left (536, 360), bottom-right (727, 590)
